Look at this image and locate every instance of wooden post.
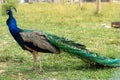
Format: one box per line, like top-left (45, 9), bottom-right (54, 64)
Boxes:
top-left (109, 0), bottom-right (112, 3)
top-left (96, 0), bottom-right (101, 14)
top-left (79, 0), bottom-right (82, 9)
top-left (70, 0), bottom-right (73, 4)
top-left (0, 0), bottom-right (4, 4)
top-left (37, 0), bottom-right (40, 2)
top-left (0, 0), bottom-right (1, 4)
top-left (34, 0), bottom-right (40, 2)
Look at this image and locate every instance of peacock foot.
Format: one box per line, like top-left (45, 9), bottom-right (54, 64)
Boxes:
top-left (29, 67), bottom-right (35, 71)
top-left (29, 67), bottom-right (43, 74)
top-left (33, 68), bottom-right (43, 74)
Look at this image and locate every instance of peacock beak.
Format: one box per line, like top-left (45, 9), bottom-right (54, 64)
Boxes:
top-left (6, 10), bottom-right (9, 14)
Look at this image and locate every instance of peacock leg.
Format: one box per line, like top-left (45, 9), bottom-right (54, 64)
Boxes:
top-left (32, 51), bottom-right (43, 73)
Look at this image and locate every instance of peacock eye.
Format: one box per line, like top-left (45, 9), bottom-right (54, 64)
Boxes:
top-left (6, 10), bottom-right (9, 14)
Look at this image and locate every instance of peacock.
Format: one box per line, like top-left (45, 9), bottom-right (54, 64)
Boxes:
top-left (6, 8), bottom-right (120, 73)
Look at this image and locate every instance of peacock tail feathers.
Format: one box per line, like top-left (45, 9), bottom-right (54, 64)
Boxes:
top-left (20, 30), bottom-right (120, 67)
top-left (43, 32), bottom-right (120, 67)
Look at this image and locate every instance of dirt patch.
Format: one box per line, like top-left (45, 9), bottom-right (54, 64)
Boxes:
top-left (0, 41), bottom-right (8, 47)
top-left (0, 70), bottom-right (6, 74)
top-left (0, 62), bottom-right (7, 74)
top-left (0, 62), bottom-right (7, 68)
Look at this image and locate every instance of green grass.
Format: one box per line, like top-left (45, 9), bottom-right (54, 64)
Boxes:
top-left (0, 2), bottom-right (120, 80)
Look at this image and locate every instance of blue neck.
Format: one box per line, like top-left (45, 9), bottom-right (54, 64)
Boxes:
top-left (6, 11), bottom-right (26, 49)
top-left (7, 12), bottom-right (21, 36)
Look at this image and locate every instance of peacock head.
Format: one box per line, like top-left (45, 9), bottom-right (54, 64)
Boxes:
top-left (6, 10), bottom-right (12, 15)
top-left (6, 7), bottom-right (17, 15)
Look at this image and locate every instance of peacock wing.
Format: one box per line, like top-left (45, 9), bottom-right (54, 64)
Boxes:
top-left (19, 31), bottom-right (60, 53)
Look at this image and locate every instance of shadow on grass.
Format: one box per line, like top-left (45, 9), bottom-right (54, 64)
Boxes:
top-left (6, 62), bottom-right (113, 71)
top-left (0, 59), bottom-right (115, 75)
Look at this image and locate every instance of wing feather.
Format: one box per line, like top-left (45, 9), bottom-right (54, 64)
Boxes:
top-left (20, 31), bottom-right (60, 53)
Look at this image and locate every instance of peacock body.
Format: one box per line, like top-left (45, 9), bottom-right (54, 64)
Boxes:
top-left (21, 31), bottom-right (120, 67)
top-left (6, 9), bottom-right (120, 72)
